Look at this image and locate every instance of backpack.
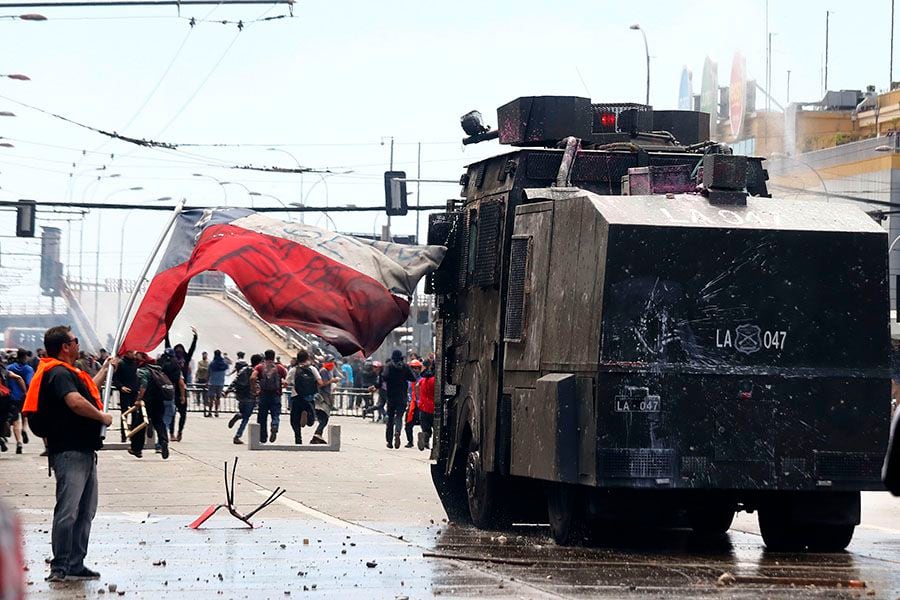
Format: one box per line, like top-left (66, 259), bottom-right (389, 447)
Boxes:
top-left (294, 365), bottom-right (318, 397)
top-left (233, 366), bottom-right (253, 397)
top-left (145, 365), bottom-right (175, 403)
top-left (158, 355), bottom-right (181, 386)
top-left (259, 362), bottom-right (281, 393)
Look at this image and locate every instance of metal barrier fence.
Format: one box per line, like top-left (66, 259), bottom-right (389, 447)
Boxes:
top-left (110, 386), bottom-right (379, 420)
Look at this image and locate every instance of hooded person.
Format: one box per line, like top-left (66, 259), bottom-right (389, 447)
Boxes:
top-left (164, 326), bottom-right (197, 384)
top-left (381, 349), bottom-right (415, 449)
top-left (206, 350), bottom-right (229, 418)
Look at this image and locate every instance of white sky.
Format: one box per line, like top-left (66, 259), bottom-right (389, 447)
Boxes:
top-left (0, 0), bottom-right (892, 295)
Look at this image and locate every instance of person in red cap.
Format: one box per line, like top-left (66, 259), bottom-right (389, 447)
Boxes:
top-left (416, 358), bottom-right (435, 450)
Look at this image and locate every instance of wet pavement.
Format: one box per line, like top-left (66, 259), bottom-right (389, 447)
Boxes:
top-left (4, 416), bottom-right (899, 599)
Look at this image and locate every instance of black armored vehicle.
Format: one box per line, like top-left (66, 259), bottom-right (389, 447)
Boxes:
top-left (424, 96), bottom-right (890, 550)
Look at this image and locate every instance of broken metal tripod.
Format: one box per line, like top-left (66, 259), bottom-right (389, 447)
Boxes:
top-left (188, 457), bottom-right (285, 529)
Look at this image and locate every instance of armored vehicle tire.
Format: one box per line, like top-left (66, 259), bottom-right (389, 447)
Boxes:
top-left (688, 505), bottom-right (735, 537)
top-left (804, 524), bottom-right (854, 552)
top-left (430, 463), bottom-right (470, 524)
top-left (546, 484), bottom-right (586, 546)
top-left (464, 444), bottom-right (506, 528)
top-left (758, 509), bottom-right (805, 552)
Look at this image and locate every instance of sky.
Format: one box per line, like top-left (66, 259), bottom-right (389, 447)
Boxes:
top-left (0, 0), bottom-right (893, 302)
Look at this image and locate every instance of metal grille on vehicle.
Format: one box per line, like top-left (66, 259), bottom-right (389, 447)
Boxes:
top-left (680, 456), bottom-right (708, 477)
top-left (814, 451), bottom-right (884, 481)
top-left (456, 210), bottom-right (470, 288)
top-left (599, 448), bottom-right (675, 479)
top-left (504, 236), bottom-right (529, 342)
top-left (474, 201), bottom-right (503, 288)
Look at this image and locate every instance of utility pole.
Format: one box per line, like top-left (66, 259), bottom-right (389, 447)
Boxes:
top-left (787, 69), bottom-right (791, 105)
top-left (381, 136), bottom-right (394, 241)
top-left (765, 0), bottom-right (770, 111)
top-left (825, 11), bottom-right (832, 92)
top-left (892, 0), bottom-right (896, 90)
top-left (416, 142), bottom-right (421, 245)
top-left (767, 33), bottom-right (775, 111)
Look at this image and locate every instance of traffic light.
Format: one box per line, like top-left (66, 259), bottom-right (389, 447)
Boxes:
top-left (40, 226), bottom-right (62, 296)
top-left (16, 199), bottom-right (35, 237)
top-left (383, 171), bottom-right (408, 216)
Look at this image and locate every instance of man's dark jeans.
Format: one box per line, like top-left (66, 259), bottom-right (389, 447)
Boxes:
top-left (257, 393), bottom-right (281, 441)
top-left (290, 395), bottom-right (315, 442)
top-left (234, 398), bottom-right (255, 439)
top-left (385, 403), bottom-right (405, 444)
top-left (120, 397), bottom-right (145, 454)
top-left (50, 450), bottom-right (98, 574)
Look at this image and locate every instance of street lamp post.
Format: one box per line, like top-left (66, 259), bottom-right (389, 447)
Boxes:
top-left (630, 24), bottom-right (650, 105)
top-left (769, 153), bottom-right (829, 199)
top-left (291, 173), bottom-right (332, 229)
top-left (192, 173), bottom-right (228, 205)
top-left (220, 181), bottom-right (254, 207)
top-left (79, 173), bottom-right (121, 284)
top-left (249, 191), bottom-right (295, 221)
top-left (117, 196), bottom-right (171, 321)
top-left (95, 186), bottom-right (142, 328)
top-left (267, 147), bottom-right (305, 223)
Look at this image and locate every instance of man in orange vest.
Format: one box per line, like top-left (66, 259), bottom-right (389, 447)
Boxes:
top-left (22, 325), bottom-right (114, 583)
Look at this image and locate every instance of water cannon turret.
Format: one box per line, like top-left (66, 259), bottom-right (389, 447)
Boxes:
top-left (460, 95), bottom-right (713, 148)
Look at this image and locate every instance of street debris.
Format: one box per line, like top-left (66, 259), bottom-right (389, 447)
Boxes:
top-left (716, 572), bottom-right (866, 588)
top-left (188, 458), bottom-right (285, 530)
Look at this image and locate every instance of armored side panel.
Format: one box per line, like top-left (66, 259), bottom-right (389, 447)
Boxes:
top-left (504, 188), bottom-right (889, 491)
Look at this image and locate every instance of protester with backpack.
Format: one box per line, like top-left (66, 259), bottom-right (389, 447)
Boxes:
top-left (290, 349), bottom-right (322, 445)
top-left (251, 349), bottom-right (287, 443)
top-left (206, 350), bottom-right (229, 418)
top-left (21, 325), bottom-right (115, 583)
top-left (158, 348), bottom-right (187, 442)
top-left (227, 353), bottom-right (262, 444)
top-left (133, 353), bottom-right (175, 460)
top-left (311, 357), bottom-right (341, 445)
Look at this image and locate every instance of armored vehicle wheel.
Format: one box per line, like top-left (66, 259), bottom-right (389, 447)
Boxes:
top-left (758, 508), bottom-right (805, 552)
top-left (688, 505), bottom-right (735, 537)
top-left (805, 524), bottom-right (854, 552)
top-left (546, 484), bottom-right (586, 546)
top-left (464, 445), bottom-right (505, 528)
top-left (430, 463), bottom-right (470, 524)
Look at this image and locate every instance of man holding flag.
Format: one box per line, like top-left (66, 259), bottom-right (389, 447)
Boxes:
top-left (23, 326), bottom-right (115, 583)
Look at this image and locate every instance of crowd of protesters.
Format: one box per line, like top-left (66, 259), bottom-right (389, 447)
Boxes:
top-left (1, 327), bottom-right (436, 458)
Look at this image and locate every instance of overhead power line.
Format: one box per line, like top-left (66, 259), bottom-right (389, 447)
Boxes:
top-left (0, 199), bottom-right (447, 212)
top-left (0, 1), bottom-right (293, 7)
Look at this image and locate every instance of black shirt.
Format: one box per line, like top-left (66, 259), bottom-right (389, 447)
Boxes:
top-left (383, 360), bottom-right (415, 406)
top-left (41, 365), bottom-right (102, 454)
top-left (113, 357), bottom-right (139, 405)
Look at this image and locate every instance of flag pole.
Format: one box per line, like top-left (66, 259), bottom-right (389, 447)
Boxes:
top-left (100, 199), bottom-right (186, 439)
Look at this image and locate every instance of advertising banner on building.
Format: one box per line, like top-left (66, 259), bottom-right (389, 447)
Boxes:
top-left (729, 53), bottom-right (747, 139)
top-left (678, 67), bottom-right (693, 110)
top-left (700, 57), bottom-right (718, 134)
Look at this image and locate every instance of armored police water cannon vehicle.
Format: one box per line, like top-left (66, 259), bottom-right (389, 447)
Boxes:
top-left (421, 95), bottom-right (890, 550)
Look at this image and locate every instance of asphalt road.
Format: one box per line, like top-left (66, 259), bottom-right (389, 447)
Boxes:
top-left (2, 416), bottom-right (898, 599)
